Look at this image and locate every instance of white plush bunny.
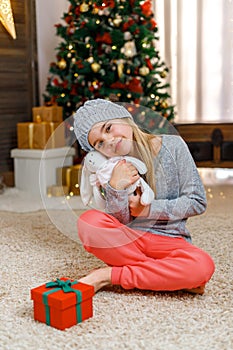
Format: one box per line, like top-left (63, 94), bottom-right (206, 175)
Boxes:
top-left (80, 150), bottom-right (155, 210)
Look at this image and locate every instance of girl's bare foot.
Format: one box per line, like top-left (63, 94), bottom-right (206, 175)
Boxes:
top-left (79, 266), bottom-right (112, 293)
top-left (183, 285), bottom-right (205, 295)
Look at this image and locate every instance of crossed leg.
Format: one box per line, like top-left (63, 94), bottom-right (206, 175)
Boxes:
top-left (78, 210), bottom-right (215, 293)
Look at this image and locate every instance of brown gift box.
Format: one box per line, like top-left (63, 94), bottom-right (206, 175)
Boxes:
top-left (17, 122), bottom-right (65, 149)
top-left (32, 106), bottom-right (63, 123)
top-left (56, 165), bottom-right (82, 196)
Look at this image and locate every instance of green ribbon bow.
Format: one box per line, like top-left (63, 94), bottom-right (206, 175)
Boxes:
top-left (43, 278), bottom-right (82, 326)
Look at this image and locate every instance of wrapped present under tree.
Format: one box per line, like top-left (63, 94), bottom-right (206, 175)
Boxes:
top-left (17, 121), bottom-right (65, 149)
top-left (32, 105), bottom-right (63, 123)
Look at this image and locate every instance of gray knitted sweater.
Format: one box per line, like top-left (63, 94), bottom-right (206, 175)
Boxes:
top-left (105, 135), bottom-right (207, 243)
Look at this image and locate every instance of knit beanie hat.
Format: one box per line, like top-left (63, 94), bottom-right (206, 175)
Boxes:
top-left (73, 99), bottom-right (133, 151)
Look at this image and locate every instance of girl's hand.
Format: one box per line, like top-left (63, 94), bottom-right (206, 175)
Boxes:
top-left (109, 159), bottom-right (140, 190)
top-left (129, 188), bottom-right (151, 217)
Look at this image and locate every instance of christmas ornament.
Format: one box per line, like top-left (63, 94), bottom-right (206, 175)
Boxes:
top-left (160, 100), bottom-right (168, 109)
top-left (113, 17), bottom-right (122, 27)
top-left (124, 32), bottom-right (132, 40)
top-left (87, 56), bottom-right (94, 63)
top-left (139, 66), bottom-right (150, 76)
top-left (91, 62), bottom-right (101, 72)
top-left (57, 58), bottom-right (67, 70)
top-left (140, 0), bottom-right (153, 16)
top-left (160, 70), bottom-right (167, 78)
top-left (80, 1), bottom-right (89, 12)
top-left (0, 0), bottom-right (16, 39)
top-left (117, 60), bottom-right (124, 78)
top-left (121, 41), bottom-right (137, 58)
top-left (92, 6), bottom-right (99, 15)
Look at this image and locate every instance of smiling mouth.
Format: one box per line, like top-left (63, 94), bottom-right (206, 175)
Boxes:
top-left (115, 139), bottom-right (122, 152)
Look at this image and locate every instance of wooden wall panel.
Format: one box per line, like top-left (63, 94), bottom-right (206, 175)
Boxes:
top-left (0, 0), bottom-right (38, 173)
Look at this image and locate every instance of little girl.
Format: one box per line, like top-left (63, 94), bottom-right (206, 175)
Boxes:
top-left (73, 99), bottom-right (215, 294)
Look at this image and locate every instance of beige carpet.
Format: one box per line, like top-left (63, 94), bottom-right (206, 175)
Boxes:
top-left (0, 185), bottom-right (232, 350)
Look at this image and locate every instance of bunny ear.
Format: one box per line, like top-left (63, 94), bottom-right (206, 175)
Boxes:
top-left (124, 156), bottom-right (147, 174)
top-left (80, 162), bottom-right (93, 206)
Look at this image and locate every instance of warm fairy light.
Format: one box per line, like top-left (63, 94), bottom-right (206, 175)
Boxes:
top-left (0, 0), bottom-right (16, 39)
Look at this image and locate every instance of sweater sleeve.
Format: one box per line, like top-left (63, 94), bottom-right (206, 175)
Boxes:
top-left (148, 136), bottom-right (207, 221)
top-left (105, 183), bottom-right (131, 224)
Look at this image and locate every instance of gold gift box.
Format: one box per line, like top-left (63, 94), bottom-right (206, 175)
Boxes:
top-left (47, 185), bottom-right (69, 197)
top-left (56, 165), bottom-right (82, 196)
top-left (17, 122), bottom-right (65, 149)
top-left (32, 105), bottom-right (63, 123)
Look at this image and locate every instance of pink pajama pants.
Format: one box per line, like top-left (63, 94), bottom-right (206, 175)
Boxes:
top-left (78, 209), bottom-right (215, 291)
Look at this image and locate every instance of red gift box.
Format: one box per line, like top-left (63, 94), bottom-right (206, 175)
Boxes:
top-left (31, 277), bottom-right (94, 330)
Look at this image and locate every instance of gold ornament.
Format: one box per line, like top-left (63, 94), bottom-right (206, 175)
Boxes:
top-left (87, 56), bottom-right (94, 63)
top-left (0, 0), bottom-right (16, 39)
top-left (139, 66), bottom-right (150, 76)
top-left (160, 71), bottom-right (167, 78)
top-left (80, 2), bottom-right (89, 12)
top-left (57, 58), bottom-right (67, 70)
top-left (117, 60), bottom-right (124, 78)
top-left (91, 62), bottom-right (101, 73)
top-left (113, 17), bottom-right (122, 27)
top-left (160, 100), bottom-right (168, 109)
top-left (92, 7), bottom-right (99, 14)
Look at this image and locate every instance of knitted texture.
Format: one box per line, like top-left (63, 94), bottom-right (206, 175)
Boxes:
top-left (73, 99), bottom-right (132, 151)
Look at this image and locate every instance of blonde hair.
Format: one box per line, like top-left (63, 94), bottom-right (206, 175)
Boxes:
top-left (124, 118), bottom-right (160, 194)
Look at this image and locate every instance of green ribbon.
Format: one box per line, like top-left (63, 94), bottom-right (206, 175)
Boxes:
top-left (42, 278), bottom-right (82, 325)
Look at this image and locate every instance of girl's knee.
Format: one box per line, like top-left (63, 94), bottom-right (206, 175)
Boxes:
top-left (192, 249), bottom-right (215, 285)
top-left (202, 251), bottom-right (215, 280)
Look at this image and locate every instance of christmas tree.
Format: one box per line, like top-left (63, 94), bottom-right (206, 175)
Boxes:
top-left (43, 0), bottom-right (175, 127)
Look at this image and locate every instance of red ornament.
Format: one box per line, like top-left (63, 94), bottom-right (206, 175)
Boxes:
top-left (76, 60), bottom-right (84, 69)
top-left (50, 62), bottom-right (57, 68)
top-left (70, 85), bottom-right (78, 95)
top-left (75, 7), bottom-right (81, 16)
top-left (67, 23), bottom-right (75, 36)
top-left (140, 0), bottom-right (153, 17)
top-left (127, 78), bottom-right (143, 94)
top-left (122, 18), bottom-right (135, 32)
top-left (96, 32), bottom-right (112, 44)
top-left (145, 57), bottom-right (153, 70)
top-left (110, 81), bottom-right (126, 89)
top-left (150, 18), bottom-right (157, 29)
top-left (53, 78), bottom-right (60, 86)
top-left (64, 15), bottom-right (73, 24)
top-left (101, 0), bottom-right (115, 8)
top-left (62, 80), bottom-right (69, 89)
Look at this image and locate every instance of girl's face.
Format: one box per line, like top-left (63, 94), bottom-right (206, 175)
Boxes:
top-left (88, 119), bottom-right (134, 158)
